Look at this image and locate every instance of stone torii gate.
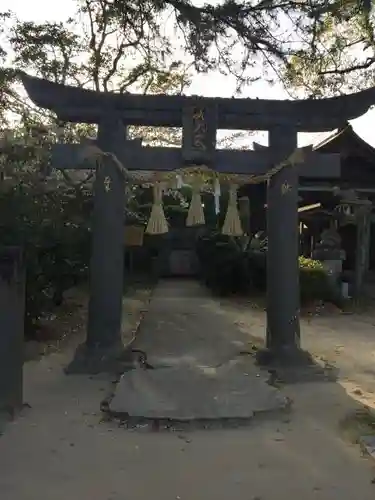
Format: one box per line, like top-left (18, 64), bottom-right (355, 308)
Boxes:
top-left (20, 73), bottom-right (375, 373)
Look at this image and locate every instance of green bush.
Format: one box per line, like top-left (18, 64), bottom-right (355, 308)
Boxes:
top-left (0, 183), bottom-right (92, 337)
top-left (299, 257), bottom-right (331, 303)
top-left (196, 231), bottom-right (330, 302)
top-left (196, 230), bottom-right (252, 295)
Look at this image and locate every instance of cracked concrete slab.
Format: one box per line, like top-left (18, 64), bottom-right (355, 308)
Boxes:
top-left (110, 280), bottom-right (286, 421)
top-left (110, 362), bottom-right (286, 420)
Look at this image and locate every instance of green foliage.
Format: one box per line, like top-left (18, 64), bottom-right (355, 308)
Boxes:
top-left (299, 256), bottom-right (331, 303)
top-left (0, 181), bottom-right (92, 337)
top-left (285, 4), bottom-right (375, 95)
top-left (0, 165), bottom-right (152, 339)
top-left (196, 231), bottom-right (331, 303)
top-left (196, 230), bottom-right (252, 295)
top-left (299, 256), bottom-right (324, 270)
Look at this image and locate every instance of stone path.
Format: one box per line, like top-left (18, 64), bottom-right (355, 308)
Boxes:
top-left (110, 280), bottom-right (285, 420)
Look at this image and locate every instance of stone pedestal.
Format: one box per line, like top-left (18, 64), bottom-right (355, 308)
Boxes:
top-left (312, 249), bottom-right (346, 299)
top-left (0, 247), bottom-right (25, 414)
top-left (322, 259), bottom-right (343, 294)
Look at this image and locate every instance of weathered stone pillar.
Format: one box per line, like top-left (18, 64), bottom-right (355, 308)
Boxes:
top-left (354, 203), bottom-right (372, 297)
top-left (0, 247), bottom-right (24, 414)
top-left (67, 119), bottom-right (127, 373)
top-left (264, 126), bottom-right (301, 361)
top-left (86, 118), bottom-right (126, 348)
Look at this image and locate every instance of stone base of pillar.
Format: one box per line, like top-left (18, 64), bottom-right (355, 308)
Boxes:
top-left (255, 345), bottom-right (313, 366)
top-left (65, 342), bottom-right (136, 375)
top-left (255, 346), bottom-right (337, 383)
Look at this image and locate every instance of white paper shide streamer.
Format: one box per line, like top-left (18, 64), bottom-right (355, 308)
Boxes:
top-left (214, 177), bottom-right (221, 214)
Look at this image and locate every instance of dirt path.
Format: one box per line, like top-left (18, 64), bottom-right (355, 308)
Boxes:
top-left (1, 281), bottom-right (375, 500)
top-left (215, 297), bottom-right (375, 401)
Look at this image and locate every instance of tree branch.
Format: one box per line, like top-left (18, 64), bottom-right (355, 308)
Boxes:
top-left (320, 56), bottom-right (375, 75)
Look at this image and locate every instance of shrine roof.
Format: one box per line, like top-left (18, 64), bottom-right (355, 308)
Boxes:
top-left (313, 123), bottom-right (375, 159)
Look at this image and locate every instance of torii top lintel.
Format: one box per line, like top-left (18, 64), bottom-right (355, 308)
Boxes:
top-left (21, 72), bottom-right (375, 132)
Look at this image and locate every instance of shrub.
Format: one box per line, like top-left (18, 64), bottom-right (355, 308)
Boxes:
top-left (0, 183), bottom-right (92, 337)
top-left (196, 231), bottom-right (330, 303)
top-left (196, 230), bottom-right (252, 295)
top-left (299, 257), bottom-right (331, 303)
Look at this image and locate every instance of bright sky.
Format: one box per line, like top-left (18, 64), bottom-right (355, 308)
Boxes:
top-left (3, 0), bottom-right (375, 147)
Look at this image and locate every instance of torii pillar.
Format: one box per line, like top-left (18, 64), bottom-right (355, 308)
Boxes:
top-left (68, 118), bottom-right (129, 373)
top-left (265, 126), bottom-right (302, 362)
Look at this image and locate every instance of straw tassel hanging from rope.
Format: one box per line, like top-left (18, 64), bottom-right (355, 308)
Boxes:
top-left (145, 182), bottom-right (169, 234)
top-left (186, 179), bottom-right (205, 226)
top-left (222, 183), bottom-right (243, 236)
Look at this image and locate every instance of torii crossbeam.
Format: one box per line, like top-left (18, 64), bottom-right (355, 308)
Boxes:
top-left (20, 72), bottom-right (375, 373)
